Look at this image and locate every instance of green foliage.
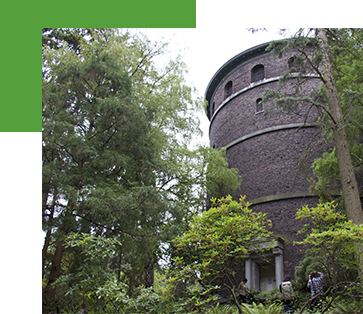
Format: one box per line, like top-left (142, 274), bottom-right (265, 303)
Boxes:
top-left (173, 195), bottom-right (272, 278)
top-left (42, 28), bottom-right (242, 312)
top-left (202, 303), bottom-right (239, 314)
top-left (42, 28), bottom-right (108, 53)
top-left (331, 29), bottom-right (363, 190)
top-left (120, 270), bottom-right (222, 314)
top-left (54, 227), bottom-right (219, 312)
top-left (240, 302), bottom-right (283, 314)
top-left (309, 148), bottom-right (340, 201)
top-left (252, 288), bottom-right (282, 306)
top-left (205, 147), bottom-right (242, 199)
top-left (262, 29), bottom-right (363, 218)
top-left (295, 201), bottom-right (363, 285)
top-left (53, 234), bottom-right (128, 311)
top-left (309, 30), bottom-right (363, 202)
top-left (173, 195), bottom-right (273, 310)
top-left (327, 300), bottom-right (363, 314)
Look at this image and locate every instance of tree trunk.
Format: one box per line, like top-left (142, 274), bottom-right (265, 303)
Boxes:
top-left (42, 240), bottom-right (65, 314)
top-left (317, 28), bottom-right (363, 274)
top-left (42, 188), bottom-right (57, 278)
top-left (225, 283), bottom-right (243, 314)
top-left (42, 199), bottom-right (74, 314)
top-left (143, 255), bottom-right (154, 287)
top-left (317, 28), bottom-right (363, 225)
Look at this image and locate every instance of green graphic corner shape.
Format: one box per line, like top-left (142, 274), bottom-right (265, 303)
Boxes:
top-left (0, 0), bottom-right (222, 173)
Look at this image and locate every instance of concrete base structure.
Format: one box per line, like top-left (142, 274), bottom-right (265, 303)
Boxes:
top-left (245, 238), bottom-right (284, 291)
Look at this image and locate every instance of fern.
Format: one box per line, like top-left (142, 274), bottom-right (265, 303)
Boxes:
top-left (241, 302), bottom-right (283, 314)
top-left (328, 301), bottom-right (363, 314)
top-left (202, 303), bottom-right (239, 314)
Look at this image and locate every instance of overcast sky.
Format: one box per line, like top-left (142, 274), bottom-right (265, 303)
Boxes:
top-left (135, 4), bottom-right (299, 145)
top-left (0, 0), bottom-right (297, 249)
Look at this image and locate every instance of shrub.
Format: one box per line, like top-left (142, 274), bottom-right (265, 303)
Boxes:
top-left (253, 288), bottom-right (282, 305)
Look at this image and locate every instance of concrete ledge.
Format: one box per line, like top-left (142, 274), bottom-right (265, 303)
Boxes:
top-left (210, 76), bottom-right (281, 124)
top-left (248, 191), bottom-right (319, 205)
top-left (225, 123), bottom-right (317, 149)
top-left (209, 73), bottom-right (320, 125)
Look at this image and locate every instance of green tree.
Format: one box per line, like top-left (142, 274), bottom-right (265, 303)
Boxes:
top-left (172, 195), bottom-right (273, 313)
top-left (42, 28), bottom-right (106, 53)
top-left (295, 201), bottom-right (363, 285)
top-left (42, 28), bottom-right (241, 313)
top-left (316, 28), bottom-right (363, 226)
top-left (309, 29), bottom-right (363, 203)
top-left (294, 201), bottom-right (363, 313)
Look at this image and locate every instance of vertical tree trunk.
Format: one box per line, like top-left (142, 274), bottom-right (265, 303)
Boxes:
top-left (143, 255), bottom-right (154, 287)
top-left (42, 240), bottom-right (65, 314)
top-left (42, 200), bottom-right (74, 314)
top-left (317, 28), bottom-right (363, 225)
top-left (317, 28), bottom-right (363, 274)
top-left (42, 188), bottom-right (57, 278)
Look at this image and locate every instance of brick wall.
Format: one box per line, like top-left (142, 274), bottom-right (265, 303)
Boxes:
top-left (206, 42), bottom-right (326, 279)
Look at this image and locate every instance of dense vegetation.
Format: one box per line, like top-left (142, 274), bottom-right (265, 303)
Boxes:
top-left (42, 28), bottom-right (363, 313)
top-left (42, 28), bottom-right (241, 313)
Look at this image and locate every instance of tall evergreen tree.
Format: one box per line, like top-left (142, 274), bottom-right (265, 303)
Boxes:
top-left (42, 28), bottom-right (241, 313)
top-left (316, 28), bottom-right (363, 225)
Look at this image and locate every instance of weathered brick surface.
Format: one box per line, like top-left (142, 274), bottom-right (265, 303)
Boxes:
top-left (206, 42), bottom-right (326, 279)
top-left (227, 127), bottom-right (323, 200)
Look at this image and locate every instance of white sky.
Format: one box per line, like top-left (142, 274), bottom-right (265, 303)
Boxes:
top-left (0, 0), bottom-right (297, 249)
top-left (135, 6), bottom-right (300, 145)
top-left (0, 230), bottom-right (45, 250)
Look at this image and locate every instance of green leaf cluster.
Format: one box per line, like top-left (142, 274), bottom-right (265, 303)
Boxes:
top-left (309, 148), bottom-right (340, 201)
top-left (172, 195), bottom-right (273, 311)
top-left (240, 302), bottom-right (283, 314)
top-left (295, 201), bottom-right (363, 285)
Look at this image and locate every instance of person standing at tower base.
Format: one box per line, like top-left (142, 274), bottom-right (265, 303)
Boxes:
top-left (237, 278), bottom-right (250, 304)
top-left (280, 274), bottom-right (296, 313)
top-left (307, 271), bottom-right (324, 312)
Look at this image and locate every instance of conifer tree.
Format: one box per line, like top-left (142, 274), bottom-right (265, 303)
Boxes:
top-left (42, 28), bottom-right (241, 313)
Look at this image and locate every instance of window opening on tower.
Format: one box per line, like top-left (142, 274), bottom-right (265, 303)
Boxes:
top-left (225, 81), bottom-right (233, 99)
top-left (256, 98), bottom-right (263, 113)
top-left (251, 64), bottom-right (265, 82)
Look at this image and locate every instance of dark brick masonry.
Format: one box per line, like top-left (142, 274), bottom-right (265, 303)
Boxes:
top-left (205, 41), bottom-right (325, 280)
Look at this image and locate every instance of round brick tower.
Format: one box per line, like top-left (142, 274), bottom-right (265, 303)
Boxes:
top-left (205, 41), bottom-right (324, 291)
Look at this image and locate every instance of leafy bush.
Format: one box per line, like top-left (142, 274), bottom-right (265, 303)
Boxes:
top-left (295, 201), bottom-right (362, 287)
top-left (252, 288), bottom-right (282, 305)
top-left (173, 195), bottom-right (273, 311)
